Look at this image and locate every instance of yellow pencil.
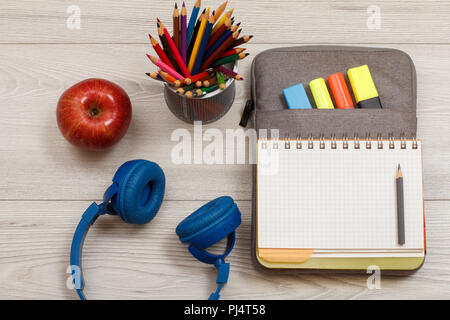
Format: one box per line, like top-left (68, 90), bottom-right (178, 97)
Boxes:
top-left (188, 8), bottom-right (210, 73)
top-left (211, 8), bottom-right (233, 35)
top-left (213, 0), bottom-right (228, 23)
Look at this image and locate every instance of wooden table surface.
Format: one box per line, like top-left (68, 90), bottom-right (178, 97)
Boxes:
top-left (1, 0), bottom-right (450, 300)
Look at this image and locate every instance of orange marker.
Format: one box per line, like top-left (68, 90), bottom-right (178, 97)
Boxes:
top-left (328, 73), bottom-right (354, 109)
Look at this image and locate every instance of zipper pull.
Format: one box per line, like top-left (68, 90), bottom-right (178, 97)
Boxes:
top-left (239, 99), bottom-right (254, 127)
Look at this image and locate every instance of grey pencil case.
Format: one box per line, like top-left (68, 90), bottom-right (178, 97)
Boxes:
top-left (244, 46), bottom-right (423, 274)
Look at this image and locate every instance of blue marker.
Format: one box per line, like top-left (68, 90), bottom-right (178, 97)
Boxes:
top-left (283, 83), bottom-right (312, 109)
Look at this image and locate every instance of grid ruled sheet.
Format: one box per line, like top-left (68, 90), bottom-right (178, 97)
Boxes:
top-left (257, 140), bottom-right (425, 250)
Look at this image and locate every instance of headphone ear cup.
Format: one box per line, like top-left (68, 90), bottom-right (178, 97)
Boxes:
top-left (176, 196), bottom-right (239, 244)
top-left (113, 160), bottom-right (165, 225)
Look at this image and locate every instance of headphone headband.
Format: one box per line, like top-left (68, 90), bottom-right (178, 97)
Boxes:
top-left (69, 160), bottom-right (241, 300)
top-left (70, 160), bottom-right (166, 300)
top-left (70, 202), bottom-right (104, 300)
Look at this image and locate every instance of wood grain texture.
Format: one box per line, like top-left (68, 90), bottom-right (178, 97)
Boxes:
top-left (1, 0), bottom-right (450, 300)
top-left (0, 200), bottom-right (449, 300)
top-left (0, 44), bottom-right (450, 200)
top-left (1, 1), bottom-right (450, 44)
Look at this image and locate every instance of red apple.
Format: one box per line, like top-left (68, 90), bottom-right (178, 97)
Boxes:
top-left (57, 78), bottom-right (132, 151)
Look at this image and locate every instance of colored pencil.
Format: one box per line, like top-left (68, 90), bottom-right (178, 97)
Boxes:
top-left (207, 18), bottom-right (232, 50)
top-left (181, 2), bottom-right (187, 64)
top-left (188, 8), bottom-right (210, 74)
top-left (214, 65), bottom-right (243, 80)
top-left (203, 76), bottom-right (218, 87)
top-left (187, 90), bottom-right (201, 98)
top-left (159, 70), bottom-right (176, 85)
top-left (160, 19), bottom-right (191, 77)
top-left (177, 83), bottom-right (196, 95)
top-left (200, 30), bottom-right (240, 71)
top-left (219, 47), bottom-right (245, 59)
top-left (193, 88), bottom-right (205, 96)
top-left (187, 9), bottom-right (206, 62)
top-left (173, 3), bottom-right (180, 51)
top-left (211, 8), bottom-right (233, 35)
top-left (146, 54), bottom-right (184, 80)
top-left (147, 2), bottom-right (251, 99)
top-left (211, 52), bottom-right (248, 68)
top-left (187, 0), bottom-right (201, 48)
top-left (204, 24), bottom-right (238, 61)
top-left (192, 13), bottom-right (214, 75)
top-left (149, 34), bottom-right (175, 69)
top-left (158, 24), bottom-right (180, 73)
top-left (213, 0), bottom-right (228, 23)
top-left (216, 71), bottom-right (226, 90)
top-left (146, 72), bottom-right (164, 82)
top-left (229, 35), bottom-right (253, 49)
top-left (159, 70), bottom-right (184, 87)
top-left (185, 71), bottom-right (211, 84)
top-left (200, 84), bottom-right (220, 94)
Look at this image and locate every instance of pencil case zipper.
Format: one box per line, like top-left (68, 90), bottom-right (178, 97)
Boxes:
top-left (239, 99), bottom-right (254, 127)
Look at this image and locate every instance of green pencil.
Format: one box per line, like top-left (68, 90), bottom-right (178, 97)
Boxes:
top-left (200, 84), bottom-right (220, 94)
top-left (177, 83), bottom-right (196, 95)
top-left (210, 52), bottom-right (249, 68)
top-left (216, 71), bottom-right (226, 90)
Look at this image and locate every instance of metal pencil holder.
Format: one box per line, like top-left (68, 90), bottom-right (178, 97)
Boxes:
top-left (164, 62), bottom-right (238, 124)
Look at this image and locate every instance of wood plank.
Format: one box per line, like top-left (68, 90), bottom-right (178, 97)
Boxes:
top-left (0, 200), bottom-right (448, 299)
top-left (0, 44), bottom-right (449, 201)
top-left (1, 1), bottom-right (450, 44)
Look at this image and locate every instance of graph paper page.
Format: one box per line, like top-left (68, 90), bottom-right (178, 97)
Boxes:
top-left (257, 140), bottom-right (424, 250)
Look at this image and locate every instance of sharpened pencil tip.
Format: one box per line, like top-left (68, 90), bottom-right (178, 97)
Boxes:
top-left (396, 164), bottom-right (403, 178)
top-left (175, 3), bottom-right (178, 9)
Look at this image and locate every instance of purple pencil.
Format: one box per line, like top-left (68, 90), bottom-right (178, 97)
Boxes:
top-left (214, 65), bottom-right (244, 80)
top-left (181, 2), bottom-right (187, 64)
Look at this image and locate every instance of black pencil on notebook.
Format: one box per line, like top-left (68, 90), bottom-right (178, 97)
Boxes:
top-left (396, 164), bottom-right (405, 245)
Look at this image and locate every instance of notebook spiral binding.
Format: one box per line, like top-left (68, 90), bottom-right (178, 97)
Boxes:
top-left (260, 133), bottom-right (419, 150)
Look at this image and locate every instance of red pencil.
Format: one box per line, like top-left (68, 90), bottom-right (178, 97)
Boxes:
top-left (149, 34), bottom-right (175, 69)
top-left (206, 18), bottom-right (232, 50)
top-left (219, 48), bottom-right (246, 59)
top-left (185, 71), bottom-right (212, 84)
top-left (159, 19), bottom-right (191, 78)
top-left (200, 30), bottom-right (240, 71)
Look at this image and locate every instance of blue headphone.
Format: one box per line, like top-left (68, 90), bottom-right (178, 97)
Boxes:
top-left (70, 160), bottom-right (241, 300)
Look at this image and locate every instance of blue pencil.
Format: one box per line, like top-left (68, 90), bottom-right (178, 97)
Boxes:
top-left (192, 14), bottom-right (214, 75)
top-left (187, 0), bottom-right (201, 47)
top-left (204, 24), bottom-right (238, 61)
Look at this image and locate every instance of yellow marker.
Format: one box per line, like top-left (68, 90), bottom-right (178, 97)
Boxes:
top-left (188, 9), bottom-right (210, 73)
top-left (348, 64), bottom-right (382, 108)
top-left (309, 78), bottom-right (334, 109)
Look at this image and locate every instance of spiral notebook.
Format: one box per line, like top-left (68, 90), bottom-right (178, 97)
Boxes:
top-left (256, 138), bottom-right (426, 270)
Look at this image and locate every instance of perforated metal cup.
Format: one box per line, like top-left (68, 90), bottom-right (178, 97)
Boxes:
top-left (164, 62), bottom-right (238, 124)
